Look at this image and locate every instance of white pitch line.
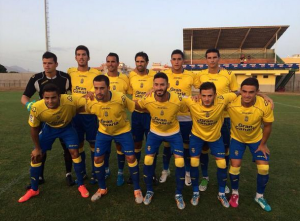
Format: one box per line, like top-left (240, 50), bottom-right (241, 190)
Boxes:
top-left (274, 102), bottom-right (300, 109)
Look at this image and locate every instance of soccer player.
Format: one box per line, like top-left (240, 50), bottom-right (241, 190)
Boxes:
top-left (68, 45), bottom-right (101, 184)
top-left (104, 52), bottom-right (130, 183)
top-left (183, 82), bottom-right (237, 208)
top-left (21, 51), bottom-right (74, 186)
top-left (159, 49), bottom-right (200, 186)
top-left (227, 77), bottom-right (274, 212)
top-left (135, 72), bottom-right (187, 210)
top-left (126, 52), bottom-right (158, 186)
top-left (85, 75), bottom-right (143, 204)
top-left (18, 84), bottom-right (89, 203)
top-left (197, 48), bottom-right (238, 192)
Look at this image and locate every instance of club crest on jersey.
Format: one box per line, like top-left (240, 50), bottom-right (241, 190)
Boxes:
top-left (160, 110), bottom-right (164, 116)
top-left (80, 78), bottom-right (84, 84)
top-left (176, 80), bottom-right (179, 86)
top-left (56, 115), bottom-right (60, 120)
top-left (147, 146), bottom-right (151, 151)
top-left (31, 107), bottom-right (36, 112)
top-left (244, 116), bottom-right (248, 122)
top-left (113, 85), bottom-right (116, 90)
top-left (140, 83), bottom-right (143, 88)
top-left (205, 112), bottom-right (210, 117)
top-left (67, 96), bottom-right (73, 102)
top-left (105, 111), bottom-right (108, 117)
top-left (235, 150), bottom-right (239, 156)
top-left (96, 148), bottom-right (100, 153)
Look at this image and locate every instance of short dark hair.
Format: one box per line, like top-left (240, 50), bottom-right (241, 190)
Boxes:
top-left (200, 82), bottom-right (216, 94)
top-left (42, 51), bottom-right (57, 63)
top-left (154, 72), bottom-right (168, 83)
top-left (171, 49), bottom-right (184, 59)
top-left (42, 83), bottom-right (60, 96)
top-left (135, 51), bottom-right (149, 62)
top-left (241, 77), bottom-right (259, 90)
top-left (94, 75), bottom-right (110, 87)
top-left (205, 48), bottom-right (220, 58)
top-left (107, 52), bottom-right (119, 63)
top-left (75, 45), bottom-right (90, 58)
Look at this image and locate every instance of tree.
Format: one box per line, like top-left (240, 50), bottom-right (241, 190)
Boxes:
top-left (0, 64), bottom-right (7, 73)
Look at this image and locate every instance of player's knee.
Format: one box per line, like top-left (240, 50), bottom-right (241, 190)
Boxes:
top-left (175, 157), bottom-right (185, 168)
top-left (69, 149), bottom-right (79, 159)
top-left (125, 155), bottom-right (136, 164)
top-left (94, 157), bottom-right (104, 165)
top-left (257, 164), bottom-right (269, 175)
top-left (229, 166), bottom-right (241, 175)
top-left (190, 157), bottom-right (199, 167)
top-left (216, 159), bottom-right (226, 169)
top-left (144, 155), bottom-right (154, 166)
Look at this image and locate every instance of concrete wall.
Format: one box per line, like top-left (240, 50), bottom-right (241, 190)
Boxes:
top-left (0, 73), bottom-right (33, 89)
top-left (285, 74), bottom-right (300, 92)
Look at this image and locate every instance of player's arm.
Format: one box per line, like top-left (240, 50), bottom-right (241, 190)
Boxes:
top-left (133, 99), bottom-right (148, 112)
top-left (30, 126), bottom-right (42, 161)
top-left (254, 122), bottom-right (272, 158)
top-left (22, 76), bottom-right (37, 110)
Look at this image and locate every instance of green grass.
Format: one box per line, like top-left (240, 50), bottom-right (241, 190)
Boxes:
top-left (0, 92), bottom-right (300, 221)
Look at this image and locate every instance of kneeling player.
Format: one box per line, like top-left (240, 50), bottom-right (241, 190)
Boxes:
top-left (18, 84), bottom-right (89, 203)
top-left (227, 77), bottom-right (274, 212)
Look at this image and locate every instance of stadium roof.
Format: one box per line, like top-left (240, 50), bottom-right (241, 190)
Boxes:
top-left (183, 25), bottom-right (289, 50)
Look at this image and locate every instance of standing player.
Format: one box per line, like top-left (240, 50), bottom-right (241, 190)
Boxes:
top-left (85, 75), bottom-right (143, 204)
top-left (21, 51), bottom-right (74, 186)
top-left (126, 52), bottom-right (158, 185)
top-left (227, 78), bottom-right (274, 212)
top-left (18, 84), bottom-right (89, 203)
top-left (103, 52), bottom-right (130, 182)
top-left (159, 49), bottom-right (200, 186)
top-left (68, 45), bottom-right (101, 184)
top-left (197, 48), bottom-right (238, 192)
top-left (183, 82), bottom-right (237, 208)
top-left (135, 72), bottom-right (187, 210)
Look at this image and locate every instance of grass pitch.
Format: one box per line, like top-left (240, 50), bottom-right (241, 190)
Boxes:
top-left (0, 92), bottom-right (299, 221)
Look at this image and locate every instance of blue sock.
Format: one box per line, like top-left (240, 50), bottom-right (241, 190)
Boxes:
top-left (257, 174), bottom-right (269, 194)
top-left (104, 150), bottom-right (110, 169)
top-left (90, 151), bottom-right (95, 175)
top-left (128, 161), bottom-right (140, 190)
top-left (230, 173), bottom-right (240, 190)
top-left (73, 158), bottom-right (85, 186)
top-left (79, 151), bottom-right (86, 174)
top-left (200, 153), bottom-right (209, 177)
top-left (135, 151), bottom-right (141, 164)
top-left (225, 155), bottom-right (230, 169)
top-left (143, 164), bottom-right (154, 192)
top-left (184, 148), bottom-right (191, 173)
top-left (190, 166), bottom-right (199, 192)
top-left (153, 154), bottom-right (158, 175)
top-left (117, 153), bottom-right (125, 171)
top-left (217, 167), bottom-right (227, 193)
top-left (30, 164), bottom-right (42, 191)
top-left (94, 162), bottom-right (106, 189)
top-left (175, 167), bottom-right (185, 194)
top-left (163, 147), bottom-right (171, 170)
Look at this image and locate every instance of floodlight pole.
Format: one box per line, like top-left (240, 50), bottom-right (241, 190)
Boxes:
top-left (44, 0), bottom-right (50, 52)
top-left (274, 33), bottom-right (277, 63)
top-left (191, 34), bottom-right (193, 64)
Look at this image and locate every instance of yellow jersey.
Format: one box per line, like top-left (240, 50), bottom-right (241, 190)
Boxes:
top-left (105, 72), bottom-right (129, 94)
top-left (183, 93), bottom-right (237, 142)
top-left (85, 91), bottom-right (135, 136)
top-left (29, 94), bottom-right (85, 128)
top-left (138, 92), bottom-right (187, 136)
top-left (226, 96), bottom-right (274, 143)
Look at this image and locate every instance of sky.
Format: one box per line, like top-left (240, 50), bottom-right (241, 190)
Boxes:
top-left (0, 0), bottom-right (300, 72)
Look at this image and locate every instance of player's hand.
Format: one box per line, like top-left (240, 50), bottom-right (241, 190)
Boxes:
top-left (255, 143), bottom-right (270, 159)
top-left (258, 93), bottom-right (274, 109)
top-left (85, 92), bottom-right (95, 100)
top-left (191, 94), bottom-right (201, 102)
top-left (145, 88), bottom-right (154, 97)
top-left (31, 148), bottom-right (42, 162)
top-left (26, 100), bottom-right (36, 111)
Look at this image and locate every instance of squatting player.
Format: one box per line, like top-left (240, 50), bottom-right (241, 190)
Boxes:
top-left (227, 77), bottom-right (274, 212)
top-left (21, 52), bottom-right (75, 187)
top-left (135, 72), bottom-right (187, 210)
top-left (159, 49), bottom-right (200, 186)
top-left (103, 52), bottom-right (130, 183)
top-left (18, 84), bottom-right (89, 203)
top-left (68, 45), bottom-right (101, 184)
top-left (85, 75), bottom-right (143, 204)
top-left (183, 82), bottom-right (237, 208)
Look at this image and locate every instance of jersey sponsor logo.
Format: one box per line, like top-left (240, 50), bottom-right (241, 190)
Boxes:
top-left (100, 119), bottom-right (119, 127)
top-left (235, 123), bottom-right (255, 131)
top-left (50, 120), bottom-right (65, 126)
top-left (29, 114), bottom-right (34, 123)
top-left (67, 95), bottom-right (73, 102)
top-left (152, 117), bottom-right (171, 125)
top-left (73, 86), bottom-right (87, 94)
top-left (196, 119), bottom-right (216, 126)
top-left (169, 87), bottom-right (186, 96)
top-left (135, 91), bottom-right (146, 98)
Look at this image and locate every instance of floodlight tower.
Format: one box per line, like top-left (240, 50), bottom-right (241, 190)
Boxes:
top-left (44, 0), bottom-right (51, 51)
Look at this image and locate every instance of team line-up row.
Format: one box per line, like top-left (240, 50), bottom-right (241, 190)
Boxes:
top-left (18, 46), bottom-right (274, 212)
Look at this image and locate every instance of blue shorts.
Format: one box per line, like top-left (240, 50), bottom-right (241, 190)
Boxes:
top-left (131, 111), bottom-right (151, 142)
top-left (221, 118), bottom-right (231, 148)
top-left (189, 133), bottom-right (225, 158)
top-left (72, 114), bottom-right (97, 144)
top-left (179, 121), bottom-right (192, 144)
top-left (230, 138), bottom-right (270, 162)
top-left (94, 131), bottom-right (134, 157)
top-left (145, 132), bottom-right (184, 156)
top-left (39, 123), bottom-right (79, 153)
